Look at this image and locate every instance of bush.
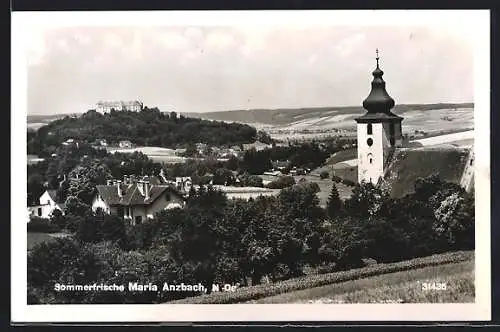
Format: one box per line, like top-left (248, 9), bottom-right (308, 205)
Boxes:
top-left (341, 178), bottom-right (356, 187)
top-left (267, 176), bottom-right (296, 189)
top-left (319, 171), bottom-right (329, 179)
top-left (28, 217), bottom-right (61, 233)
top-left (331, 175), bottom-right (342, 183)
top-left (168, 251), bottom-right (473, 304)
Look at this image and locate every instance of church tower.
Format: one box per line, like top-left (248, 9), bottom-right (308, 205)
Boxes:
top-left (355, 50), bottom-right (403, 185)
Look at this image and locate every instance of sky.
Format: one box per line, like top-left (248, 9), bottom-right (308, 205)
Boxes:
top-left (25, 17), bottom-right (476, 115)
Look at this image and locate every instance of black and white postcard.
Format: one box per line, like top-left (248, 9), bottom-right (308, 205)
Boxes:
top-left (11, 9), bottom-right (491, 322)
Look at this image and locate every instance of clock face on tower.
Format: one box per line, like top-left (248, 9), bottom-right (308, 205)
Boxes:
top-left (367, 138), bottom-right (373, 146)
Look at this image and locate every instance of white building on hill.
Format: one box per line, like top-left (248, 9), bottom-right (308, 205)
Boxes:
top-left (96, 100), bottom-right (144, 114)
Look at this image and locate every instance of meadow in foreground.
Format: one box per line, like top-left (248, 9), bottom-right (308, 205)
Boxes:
top-left (249, 260), bottom-right (474, 303)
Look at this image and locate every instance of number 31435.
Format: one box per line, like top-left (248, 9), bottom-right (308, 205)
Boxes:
top-left (421, 282), bottom-right (447, 291)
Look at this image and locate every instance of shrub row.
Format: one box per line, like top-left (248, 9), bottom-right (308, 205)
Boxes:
top-left (27, 218), bottom-right (61, 233)
top-left (167, 251), bottom-right (473, 304)
top-left (331, 175), bottom-right (356, 187)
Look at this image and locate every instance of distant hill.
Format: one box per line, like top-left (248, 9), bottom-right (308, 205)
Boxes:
top-left (27, 113), bottom-right (80, 124)
top-left (184, 103), bottom-right (474, 126)
top-left (27, 108), bottom-right (258, 156)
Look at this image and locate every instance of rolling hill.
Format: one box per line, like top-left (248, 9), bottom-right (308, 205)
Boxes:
top-left (185, 103), bottom-right (473, 127)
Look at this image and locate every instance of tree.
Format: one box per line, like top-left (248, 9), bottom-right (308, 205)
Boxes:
top-left (99, 212), bottom-right (127, 248)
top-left (64, 196), bottom-right (91, 218)
top-left (213, 168), bottom-right (235, 185)
top-left (326, 183), bottom-right (342, 218)
top-left (256, 130), bottom-right (273, 144)
top-left (414, 174), bottom-right (442, 202)
top-left (75, 211), bottom-right (102, 243)
top-left (49, 209), bottom-right (66, 230)
top-left (242, 148), bottom-right (272, 175)
top-left (267, 176), bottom-right (296, 189)
top-left (184, 143), bottom-right (198, 157)
top-left (161, 186), bottom-right (231, 293)
top-left (226, 155), bottom-right (240, 171)
top-left (27, 172), bottom-right (45, 205)
top-left (28, 237), bottom-right (87, 303)
top-left (343, 181), bottom-right (390, 220)
top-left (433, 192), bottom-right (475, 250)
top-left (67, 161), bottom-right (112, 204)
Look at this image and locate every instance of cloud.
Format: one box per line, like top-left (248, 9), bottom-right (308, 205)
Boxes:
top-left (25, 24), bottom-right (474, 115)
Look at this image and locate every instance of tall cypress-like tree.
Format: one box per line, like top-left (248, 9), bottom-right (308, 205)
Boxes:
top-left (326, 183), bottom-right (342, 218)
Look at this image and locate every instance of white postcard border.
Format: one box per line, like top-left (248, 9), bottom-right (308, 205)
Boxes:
top-left (11, 9), bottom-right (491, 322)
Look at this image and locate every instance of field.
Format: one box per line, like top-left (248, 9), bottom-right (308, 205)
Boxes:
top-left (259, 175), bottom-right (353, 206)
top-left (187, 104), bottom-right (474, 142)
top-left (249, 260), bottom-right (474, 303)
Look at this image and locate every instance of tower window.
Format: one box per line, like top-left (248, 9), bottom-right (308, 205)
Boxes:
top-left (367, 123), bottom-right (373, 135)
top-left (367, 138), bottom-right (373, 146)
top-left (369, 158), bottom-right (373, 164)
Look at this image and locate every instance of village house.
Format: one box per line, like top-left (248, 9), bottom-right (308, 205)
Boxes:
top-left (119, 140), bottom-right (133, 149)
top-left (27, 189), bottom-right (66, 221)
top-left (91, 175), bottom-right (185, 225)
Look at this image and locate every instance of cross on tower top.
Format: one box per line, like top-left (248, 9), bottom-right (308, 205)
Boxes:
top-left (375, 48), bottom-right (380, 67)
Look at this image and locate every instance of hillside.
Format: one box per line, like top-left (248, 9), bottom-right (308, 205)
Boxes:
top-left (383, 147), bottom-right (469, 198)
top-left (185, 103), bottom-right (474, 127)
top-left (27, 108), bottom-right (258, 155)
top-left (168, 251), bottom-right (473, 304)
top-left (250, 259), bottom-right (473, 303)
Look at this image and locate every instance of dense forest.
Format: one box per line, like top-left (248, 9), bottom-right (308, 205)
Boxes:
top-left (27, 107), bottom-right (258, 156)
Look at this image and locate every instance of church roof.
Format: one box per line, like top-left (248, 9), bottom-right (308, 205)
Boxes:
top-left (356, 50), bottom-right (402, 122)
top-left (382, 147), bottom-right (470, 198)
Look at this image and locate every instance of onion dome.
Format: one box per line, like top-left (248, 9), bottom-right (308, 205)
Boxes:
top-left (362, 49), bottom-right (395, 113)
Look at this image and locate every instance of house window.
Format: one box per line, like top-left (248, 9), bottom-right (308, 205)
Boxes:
top-left (470, 159), bottom-right (474, 166)
top-left (367, 123), bottom-right (373, 135)
top-left (135, 216), bottom-right (142, 225)
top-left (37, 208), bottom-right (42, 217)
top-left (367, 138), bottom-right (373, 146)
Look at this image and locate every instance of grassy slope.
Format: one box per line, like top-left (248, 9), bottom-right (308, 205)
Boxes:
top-left (249, 260), bottom-right (474, 303)
top-left (384, 148), bottom-right (469, 198)
top-left (168, 251), bottom-right (473, 304)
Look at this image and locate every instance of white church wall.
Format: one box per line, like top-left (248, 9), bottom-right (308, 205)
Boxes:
top-left (357, 122), bottom-right (385, 184)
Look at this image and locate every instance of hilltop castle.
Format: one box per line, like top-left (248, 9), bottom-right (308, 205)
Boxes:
top-left (96, 100), bottom-right (144, 114)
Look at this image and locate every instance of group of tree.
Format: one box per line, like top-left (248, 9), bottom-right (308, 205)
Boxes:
top-left (28, 173), bottom-right (474, 304)
top-left (27, 107), bottom-right (258, 157)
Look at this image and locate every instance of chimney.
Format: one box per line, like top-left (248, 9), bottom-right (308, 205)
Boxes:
top-left (144, 181), bottom-right (150, 200)
top-left (116, 180), bottom-right (123, 197)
